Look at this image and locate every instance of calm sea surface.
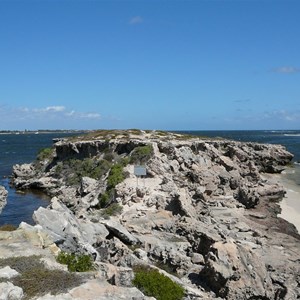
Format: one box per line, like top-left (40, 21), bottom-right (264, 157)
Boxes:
top-left (0, 130), bottom-right (300, 226)
top-left (0, 132), bottom-right (80, 226)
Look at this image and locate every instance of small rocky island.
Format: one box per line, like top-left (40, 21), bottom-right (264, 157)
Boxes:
top-left (1, 129), bottom-right (300, 299)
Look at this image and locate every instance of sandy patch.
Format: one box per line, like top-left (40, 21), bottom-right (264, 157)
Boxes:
top-left (263, 169), bottom-right (300, 234)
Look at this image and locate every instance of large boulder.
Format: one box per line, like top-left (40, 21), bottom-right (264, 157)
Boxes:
top-left (33, 198), bottom-right (109, 256)
top-left (200, 240), bottom-right (274, 299)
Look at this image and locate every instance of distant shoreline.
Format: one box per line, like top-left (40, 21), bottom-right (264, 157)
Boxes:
top-left (0, 130), bottom-right (87, 135)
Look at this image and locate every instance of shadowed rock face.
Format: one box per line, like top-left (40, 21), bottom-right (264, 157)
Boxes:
top-left (10, 130), bottom-right (300, 299)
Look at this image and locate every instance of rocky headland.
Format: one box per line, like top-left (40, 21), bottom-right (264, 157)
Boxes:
top-left (1, 129), bottom-right (300, 299)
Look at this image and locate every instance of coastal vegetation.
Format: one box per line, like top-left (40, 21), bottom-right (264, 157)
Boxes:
top-left (0, 255), bottom-right (83, 299)
top-left (132, 266), bottom-right (184, 300)
top-left (37, 147), bottom-right (53, 161)
top-left (130, 145), bottom-right (153, 164)
top-left (0, 224), bottom-right (17, 231)
top-left (56, 251), bottom-right (94, 272)
top-left (97, 161), bottom-right (127, 212)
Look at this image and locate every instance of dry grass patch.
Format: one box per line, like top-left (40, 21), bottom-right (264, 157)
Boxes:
top-left (0, 256), bottom-right (84, 300)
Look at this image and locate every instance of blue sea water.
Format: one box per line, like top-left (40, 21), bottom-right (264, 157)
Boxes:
top-left (0, 130), bottom-right (300, 226)
top-left (0, 132), bottom-right (80, 226)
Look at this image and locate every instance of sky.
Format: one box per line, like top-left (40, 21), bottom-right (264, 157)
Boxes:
top-left (0, 0), bottom-right (299, 131)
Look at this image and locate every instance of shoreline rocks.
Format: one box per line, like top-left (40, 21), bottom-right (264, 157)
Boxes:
top-left (7, 130), bottom-right (300, 299)
top-left (0, 185), bottom-right (8, 214)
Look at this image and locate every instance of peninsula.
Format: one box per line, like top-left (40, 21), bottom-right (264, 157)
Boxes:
top-left (1, 129), bottom-right (299, 299)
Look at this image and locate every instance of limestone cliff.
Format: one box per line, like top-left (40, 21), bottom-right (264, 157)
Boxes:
top-left (10, 130), bottom-right (300, 299)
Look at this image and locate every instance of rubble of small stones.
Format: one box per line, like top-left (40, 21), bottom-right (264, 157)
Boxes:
top-left (4, 130), bottom-right (300, 299)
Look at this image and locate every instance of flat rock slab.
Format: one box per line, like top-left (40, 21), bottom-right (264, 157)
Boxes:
top-left (101, 218), bottom-right (140, 245)
top-left (0, 266), bottom-right (19, 279)
top-left (36, 279), bottom-right (155, 300)
top-left (0, 226), bottom-right (58, 259)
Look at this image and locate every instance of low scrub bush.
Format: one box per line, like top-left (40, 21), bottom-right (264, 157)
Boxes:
top-left (0, 256), bottom-right (82, 300)
top-left (37, 147), bottom-right (53, 161)
top-left (101, 203), bottom-right (123, 218)
top-left (130, 145), bottom-right (153, 164)
top-left (107, 163), bottom-right (125, 190)
top-left (132, 266), bottom-right (184, 300)
top-left (60, 158), bottom-right (112, 186)
top-left (56, 251), bottom-right (94, 272)
top-left (0, 224), bottom-right (17, 231)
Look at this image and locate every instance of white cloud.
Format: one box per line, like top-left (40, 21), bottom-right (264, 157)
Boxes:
top-left (12, 105), bottom-right (101, 121)
top-left (80, 113), bottom-right (101, 119)
top-left (129, 16), bottom-right (143, 25)
top-left (271, 110), bottom-right (300, 121)
top-left (45, 106), bottom-right (66, 112)
top-left (65, 111), bottom-right (101, 119)
top-left (273, 66), bottom-right (300, 74)
top-left (33, 106), bottom-right (66, 113)
top-left (65, 110), bottom-right (75, 117)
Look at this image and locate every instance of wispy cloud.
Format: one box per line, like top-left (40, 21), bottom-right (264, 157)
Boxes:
top-left (273, 66), bottom-right (300, 74)
top-left (32, 106), bottom-right (66, 113)
top-left (66, 111), bottom-right (101, 119)
top-left (129, 16), bottom-right (143, 25)
top-left (262, 109), bottom-right (300, 122)
top-left (15, 105), bottom-right (101, 120)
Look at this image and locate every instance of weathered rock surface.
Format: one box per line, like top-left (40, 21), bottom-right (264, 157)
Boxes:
top-left (0, 185), bottom-right (8, 214)
top-left (0, 282), bottom-right (23, 300)
top-left (9, 130), bottom-right (300, 299)
top-left (0, 266), bottom-right (19, 279)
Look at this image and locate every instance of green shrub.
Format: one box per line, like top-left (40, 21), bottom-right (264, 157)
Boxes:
top-left (98, 192), bottom-right (110, 208)
top-left (101, 203), bottom-right (123, 217)
top-left (56, 252), bottom-right (94, 272)
top-left (63, 158), bottom-right (112, 186)
top-left (130, 145), bottom-right (153, 164)
top-left (132, 266), bottom-right (184, 300)
top-left (37, 147), bottom-right (53, 161)
top-left (107, 163), bottom-right (125, 190)
top-left (119, 157), bottom-right (130, 167)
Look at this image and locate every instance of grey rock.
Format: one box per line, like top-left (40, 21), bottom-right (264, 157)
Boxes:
top-left (0, 266), bottom-right (19, 279)
top-left (33, 198), bottom-right (107, 256)
top-left (101, 218), bottom-right (140, 245)
top-left (0, 282), bottom-right (23, 300)
top-left (0, 185), bottom-right (8, 214)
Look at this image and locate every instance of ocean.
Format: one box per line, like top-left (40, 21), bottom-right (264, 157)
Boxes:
top-left (0, 130), bottom-right (300, 226)
top-left (0, 132), bottom-right (80, 226)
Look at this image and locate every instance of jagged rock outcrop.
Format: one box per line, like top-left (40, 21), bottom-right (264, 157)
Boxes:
top-left (0, 185), bottom-right (8, 214)
top-left (33, 198), bottom-right (109, 256)
top-left (10, 130), bottom-right (300, 299)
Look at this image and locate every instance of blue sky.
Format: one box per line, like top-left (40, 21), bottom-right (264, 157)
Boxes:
top-left (0, 0), bottom-right (299, 130)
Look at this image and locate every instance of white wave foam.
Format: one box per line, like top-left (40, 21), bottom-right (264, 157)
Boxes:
top-left (284, 134), bottom-right (300, 137)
